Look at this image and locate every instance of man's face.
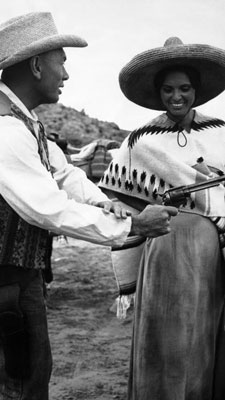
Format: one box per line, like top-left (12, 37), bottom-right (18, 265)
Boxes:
top-left (37, 48), bottom-right (69, 104)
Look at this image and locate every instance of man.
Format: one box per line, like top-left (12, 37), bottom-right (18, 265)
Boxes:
top-left (0, 11), bottom-right (177, 400)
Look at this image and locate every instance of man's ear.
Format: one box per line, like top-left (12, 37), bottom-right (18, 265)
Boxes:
top-left (29, 55), bottom-right (42, 79)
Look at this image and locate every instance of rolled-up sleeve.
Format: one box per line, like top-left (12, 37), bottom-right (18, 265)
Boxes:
top-left (0, 116), bottom-right (131, 247)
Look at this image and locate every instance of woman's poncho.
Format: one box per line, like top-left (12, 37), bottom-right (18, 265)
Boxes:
top-left (99, 111), bottom-right (225, 299)
top-left (99, 111), bottom-right (225, 218)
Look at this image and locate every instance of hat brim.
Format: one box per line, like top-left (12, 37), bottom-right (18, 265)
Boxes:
top-left (119, 44), bottom-right (225, 110)
top-left (0, 34), bottom-right (87, 70)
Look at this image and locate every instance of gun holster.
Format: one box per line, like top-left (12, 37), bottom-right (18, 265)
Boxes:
top-left (0, 283), bottom-right (30, 379)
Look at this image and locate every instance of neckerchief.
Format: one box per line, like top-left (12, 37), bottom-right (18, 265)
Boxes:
top-left (10, 102), bottom-right (51, 173)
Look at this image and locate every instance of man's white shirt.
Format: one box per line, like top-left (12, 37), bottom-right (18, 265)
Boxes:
top-left (0, 81), bottom-right (131, 246)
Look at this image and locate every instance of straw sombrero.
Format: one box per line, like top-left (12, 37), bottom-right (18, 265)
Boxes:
top-left (0, 12), bottom-right (87, 70)
top-left (119, 37), bottom-right (225, 110)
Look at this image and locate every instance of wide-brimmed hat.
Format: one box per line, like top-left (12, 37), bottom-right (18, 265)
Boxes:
top-left (119, 37), bottom-right (225, 110)
top-left (0, 12), bottom-right (88, 70)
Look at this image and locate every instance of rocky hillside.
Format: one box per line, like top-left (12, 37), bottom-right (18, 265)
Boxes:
top-left (35, 103), bottom-right (129, 148)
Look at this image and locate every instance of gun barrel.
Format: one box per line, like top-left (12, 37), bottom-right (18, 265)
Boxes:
top-left (162, 174), bottom-right (225, 207)
top-left (166, 175), bottom-right (225, 196)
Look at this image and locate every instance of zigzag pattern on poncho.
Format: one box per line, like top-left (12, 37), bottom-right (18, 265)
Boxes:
top-left (128, 116), bottom-right (225, 148)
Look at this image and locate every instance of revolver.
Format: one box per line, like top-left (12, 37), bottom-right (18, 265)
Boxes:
top-left (162, 175), bottom-right (225, 207)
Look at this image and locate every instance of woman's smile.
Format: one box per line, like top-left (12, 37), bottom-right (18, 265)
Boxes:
top-left (160, 71), bottom-right (195, 121)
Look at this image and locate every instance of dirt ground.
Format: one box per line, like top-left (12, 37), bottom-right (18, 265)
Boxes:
top-left (47, 237), bottom-right (133, 400)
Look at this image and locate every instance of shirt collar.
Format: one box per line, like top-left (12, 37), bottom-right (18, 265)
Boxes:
top-left (0, 80), bottom-right (38, 122)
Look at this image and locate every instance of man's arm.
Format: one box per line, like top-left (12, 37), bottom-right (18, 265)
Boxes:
top-left (0, 119), bottom-right (177, 247)
top-left (97, 188), bottom-right (178, 237)
top-left (94, 199), bottom-right (178, 237)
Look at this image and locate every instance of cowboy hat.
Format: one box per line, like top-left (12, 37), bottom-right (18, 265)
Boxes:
top-left (119, 37), bottom-right (225, 110)
top-left (0, 12), bottom-right (87, 70)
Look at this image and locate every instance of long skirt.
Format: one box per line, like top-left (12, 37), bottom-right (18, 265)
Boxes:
top-left (128, 213), bottom-right (225, 400)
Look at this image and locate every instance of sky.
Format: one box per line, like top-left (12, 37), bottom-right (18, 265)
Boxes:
top-left (1, 0), bottom-right (225, 130)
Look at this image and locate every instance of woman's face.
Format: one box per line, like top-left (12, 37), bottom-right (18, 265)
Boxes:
top-left (160, 70), bottom-right (196, 121)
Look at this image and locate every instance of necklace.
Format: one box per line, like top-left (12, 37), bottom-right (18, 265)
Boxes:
top-left (177, 130), bottom-right (188, 147)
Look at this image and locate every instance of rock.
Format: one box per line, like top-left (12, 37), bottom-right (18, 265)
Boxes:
top-left (35, 103), bottom-right (129, 148)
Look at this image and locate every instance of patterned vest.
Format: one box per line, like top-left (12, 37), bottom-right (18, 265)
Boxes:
top-left (0, 97), bottom-right (51, 269)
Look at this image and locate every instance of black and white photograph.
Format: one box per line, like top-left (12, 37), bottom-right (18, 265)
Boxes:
top-left (0, 1), bottom-right (225, 399)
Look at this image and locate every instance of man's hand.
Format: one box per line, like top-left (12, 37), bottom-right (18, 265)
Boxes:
top-left (130, 205), bottom-right (178, 238)
top-left (95, 201), bottom-right (132, 219)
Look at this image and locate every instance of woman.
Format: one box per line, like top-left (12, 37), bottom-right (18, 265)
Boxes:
top-left (99, 37), bottom-right (225, 399)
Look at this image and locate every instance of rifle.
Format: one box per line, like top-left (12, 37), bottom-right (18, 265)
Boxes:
top-left (161, 175), bottom-right (225, 207)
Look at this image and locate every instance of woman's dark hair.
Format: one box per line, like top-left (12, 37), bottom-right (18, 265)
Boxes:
top-left (154, 64), bottom-right (201, 98)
